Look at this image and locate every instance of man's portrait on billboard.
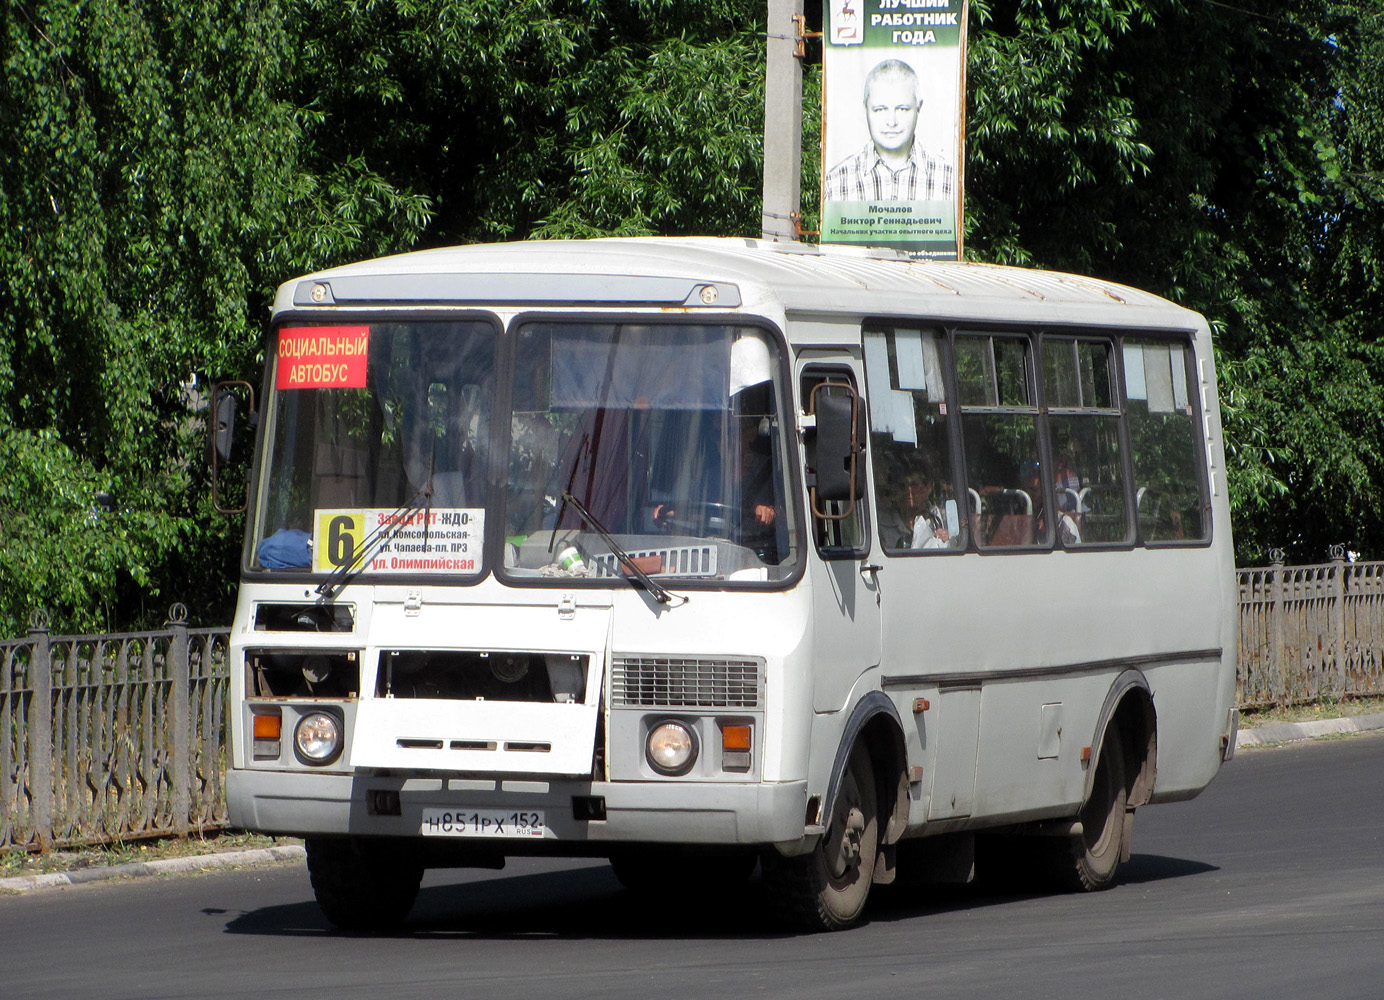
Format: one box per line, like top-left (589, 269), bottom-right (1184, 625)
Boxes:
top-left (823, 58), bottom-right (954, 203)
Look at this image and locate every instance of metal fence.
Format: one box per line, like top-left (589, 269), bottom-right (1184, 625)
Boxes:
top-left (5, 550), bottom-right (1384, 850)
top-left (1, 606), bottom-right (230, 851)
top-left (1238, 546), bottom-right (1384, 709)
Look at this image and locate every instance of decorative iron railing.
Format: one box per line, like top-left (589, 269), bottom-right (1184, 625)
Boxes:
top-left (1237, 546), bottom-right (1384, 709)
top-left (4, 549), bottom-right (1383, 850)
top-left (1, 606), bottom-right (230, 851)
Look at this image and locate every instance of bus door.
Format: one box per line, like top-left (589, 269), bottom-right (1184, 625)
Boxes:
top-left (799, 361), bottom-right (882, 713)
top-left (861, 325), bottom-right (980, 820)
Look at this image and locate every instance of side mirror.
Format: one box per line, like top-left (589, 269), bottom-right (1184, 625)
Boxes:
top-left (214, 389), bottom-right (237, 464)
top-left (808, 382), bottom-right (864, 518)
top-left (210, 380), bottom-right (257, 515)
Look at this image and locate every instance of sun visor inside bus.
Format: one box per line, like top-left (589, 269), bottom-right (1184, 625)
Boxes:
top-left (293, 274), bottom-right (742, 308)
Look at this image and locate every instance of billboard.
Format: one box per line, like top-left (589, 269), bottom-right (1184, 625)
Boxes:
top-left (820, 0), bottom-right (967, 259)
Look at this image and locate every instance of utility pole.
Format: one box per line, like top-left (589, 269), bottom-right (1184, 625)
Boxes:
top-left (760, 0), bottom-right (805, 242)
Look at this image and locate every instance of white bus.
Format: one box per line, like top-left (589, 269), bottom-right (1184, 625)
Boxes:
top-left (222, 237), bottom-right (1238, 931)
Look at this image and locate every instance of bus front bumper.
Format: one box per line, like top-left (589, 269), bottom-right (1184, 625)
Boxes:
top-left (227, 768), bottom-right (809, 848)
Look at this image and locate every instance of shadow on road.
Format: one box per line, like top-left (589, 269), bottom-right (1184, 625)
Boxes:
top-left (220, 850), bottom-right (1217, 940)
top-left (868, 851), bottom-right (1218, 922)
top-left (222, 864), bottom-right (791, 940)
top-left (1116, 852), bottom-right (1219, 884)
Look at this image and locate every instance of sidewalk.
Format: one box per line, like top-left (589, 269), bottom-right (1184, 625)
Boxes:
top-left (0, 843), bottom-right (306, 895)
top-left (4, 712), bottom-right (1383, 896)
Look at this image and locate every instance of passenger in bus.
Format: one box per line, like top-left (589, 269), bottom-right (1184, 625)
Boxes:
top-left (1023, 459), bottom-right (1081, 545)
top-left (1053, 450), bottom-right (1095, 524)
top-left (881, 469), bottom-right (955, 550)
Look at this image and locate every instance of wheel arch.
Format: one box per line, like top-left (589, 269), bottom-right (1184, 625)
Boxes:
top-left (1087, 669), bottom-right (1158, 809)
top-left (823, 691), bottom-right (909, 847)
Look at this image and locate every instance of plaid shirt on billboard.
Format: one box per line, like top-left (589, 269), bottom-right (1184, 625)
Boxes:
top-left (823, 139), bottom-right (954, 202)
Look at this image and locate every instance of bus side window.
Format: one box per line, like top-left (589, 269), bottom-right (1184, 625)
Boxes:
top-left (1123, 339), bottom-right (1209, 542)
top-left (955, 333), bottom-right (1046, 549)
top-left (862, 327), bottom-right (963, 553)
top-left (802, 368), bottom-right (867, 555)
top-left (1042, 336), bottom-right (1130, 546)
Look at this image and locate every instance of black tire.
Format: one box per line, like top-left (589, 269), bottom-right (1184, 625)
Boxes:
top-left (610, 850), bottom-right (758, 894)
top-left (762, 746), bottom-right (879, 931)
top-left (305, 836), bottom-right (424, 931)
top-left (1045, 730), bottom-right (1128, 892)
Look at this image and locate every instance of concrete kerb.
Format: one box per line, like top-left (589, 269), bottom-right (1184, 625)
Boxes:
top-left (4, 713), bottom-right (1384, 895)
top-left (0, 844), bottom-right (305, 894)
top-left (1234, 711), bottom-right (1384, 748)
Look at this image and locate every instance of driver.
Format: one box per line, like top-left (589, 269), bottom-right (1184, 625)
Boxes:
top-left (651, 413), bottom-right (778, 533)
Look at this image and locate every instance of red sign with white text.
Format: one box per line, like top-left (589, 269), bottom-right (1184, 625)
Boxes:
top-left (276, 326), bottom-right (370, 389)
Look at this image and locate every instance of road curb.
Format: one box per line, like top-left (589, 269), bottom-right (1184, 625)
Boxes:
top-left (0, 844), bottom-right (305, 894)
top-left (1235, 711), bottom-right (1384, 748)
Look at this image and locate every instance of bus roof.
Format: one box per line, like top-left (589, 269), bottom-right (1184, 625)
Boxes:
top-left (272, 237), bottom-right (1205, 334)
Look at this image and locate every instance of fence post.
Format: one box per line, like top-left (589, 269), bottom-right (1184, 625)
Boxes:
top-left (26, 610), bottom-right (53, 852)
top-left (168, 604), bottom-right (191, 838)
top-left (1270, 549), bottom-right (1286, 708)
top-left (1329, 544), bottom-right (1347, 699)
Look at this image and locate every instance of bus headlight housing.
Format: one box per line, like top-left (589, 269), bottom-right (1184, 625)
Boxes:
top-left (294, 711), bottom-right (344, 766)
top-left (646, 720), bottom-right (698, 776)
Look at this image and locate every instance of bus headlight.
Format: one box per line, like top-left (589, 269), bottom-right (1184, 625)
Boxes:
top-left (646, 720), bottom-right (698, 776)
top-left (294, 711), bottom-right (343, 765)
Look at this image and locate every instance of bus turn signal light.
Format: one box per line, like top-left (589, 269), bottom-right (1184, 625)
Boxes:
top-left (253, 711), bottom-right (282, 760)
top-left (253, 713), bottom-right (282, 739)
top-left (721, 724), bottom-right (752, 750)
top-left (720, 723), bottom-right (752, 773)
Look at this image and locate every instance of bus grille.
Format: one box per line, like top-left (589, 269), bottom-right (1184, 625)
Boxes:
top-left (589, 545), bottom-right (718, 578)
top-left (612, 656), bottom-right (762, 709)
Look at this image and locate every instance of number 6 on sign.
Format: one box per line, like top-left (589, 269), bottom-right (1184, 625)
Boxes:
top-left (312, 510), bottom-right (365, 573)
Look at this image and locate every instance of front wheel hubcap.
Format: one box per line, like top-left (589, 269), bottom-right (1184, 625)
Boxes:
top-left (830, 802), bottom-right (866, 879)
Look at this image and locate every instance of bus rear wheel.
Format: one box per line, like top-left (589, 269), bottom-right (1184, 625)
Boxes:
top-left (305, 836), bottom-right (424, 931)
top-left (762, 745), bottom-right (878, 931)
top-left (1046, 730), bottom-right (1128, 892)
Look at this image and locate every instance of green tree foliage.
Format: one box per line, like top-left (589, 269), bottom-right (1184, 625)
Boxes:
top-left (963, 0), bottom-right (1384, 562)
top-left (282, 0), bottom-right (766, 241)
top-left (2, 0), bottom-right (1381, 635)
top-left (0, 0), bottom-right (766, 634)
top-left (0, 0), bottom-right (429, 633)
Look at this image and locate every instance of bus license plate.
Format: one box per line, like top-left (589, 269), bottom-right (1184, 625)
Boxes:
top-left (420, 808), bottom-right (546, 838)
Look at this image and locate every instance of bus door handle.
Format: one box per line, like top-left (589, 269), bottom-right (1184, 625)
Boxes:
top-left (860, 563), bottom-right (882, 581)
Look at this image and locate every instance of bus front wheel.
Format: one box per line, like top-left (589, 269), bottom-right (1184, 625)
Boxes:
top-left (305, 836), bottom-right (424, 931)
top-left (762, 745), bottom-right (879, 931)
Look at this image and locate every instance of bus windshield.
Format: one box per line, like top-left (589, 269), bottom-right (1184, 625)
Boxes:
top-left (250, 319), bottom-right (796, 585)
top-left (252, 320), bottom-right (497, 576)
top-left (502, 322), bottom-right (796, 584)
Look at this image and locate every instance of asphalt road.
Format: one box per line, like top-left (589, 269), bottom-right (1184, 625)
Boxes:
top-left (3, 732), bottom-right (1381, 1000)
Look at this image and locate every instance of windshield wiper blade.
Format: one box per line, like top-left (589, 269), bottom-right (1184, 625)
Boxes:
top-left (315, 485), bottom-right (432, 602)
top-left (560, 491), bottom-right (686, 607)
top-left (549, 432), bottom-right (590, 557)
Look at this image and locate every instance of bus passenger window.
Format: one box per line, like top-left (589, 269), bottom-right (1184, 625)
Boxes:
top-left (863, 328), bottom-right (962, 552)
top-left (1043, 337), bottom-right (1130, 546)
top-left (956, 334), bottom-right (1046, 548)
top-left (1123, 340), bottom-right (1208, 542)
